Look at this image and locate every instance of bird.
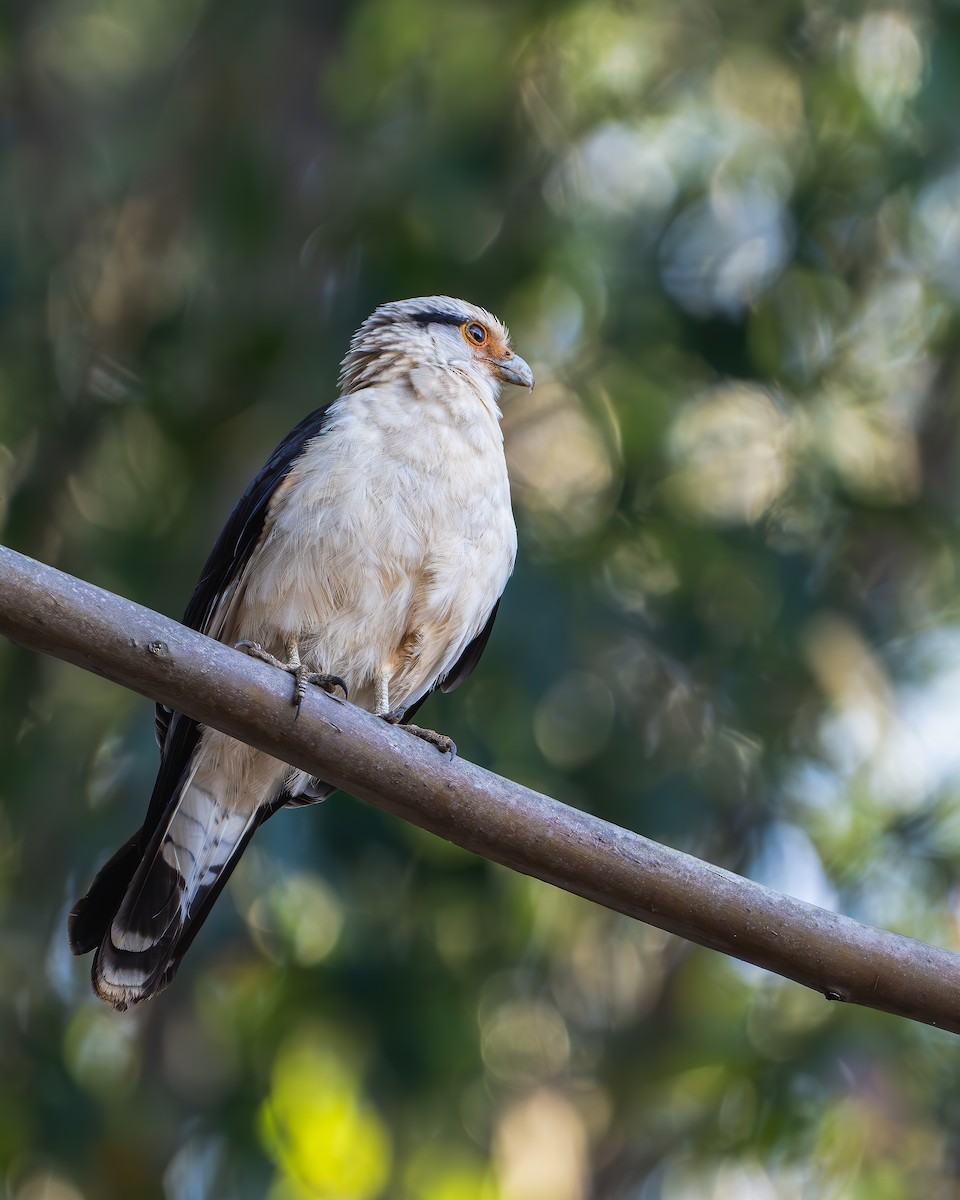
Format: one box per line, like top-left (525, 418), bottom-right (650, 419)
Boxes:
top-left (68, 295), bottom-right (533, 1010)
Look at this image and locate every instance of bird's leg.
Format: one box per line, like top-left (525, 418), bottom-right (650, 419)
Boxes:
top-left (375, 672), bottom-right (390, 719)
top-left (235, 638), bottom-right (348, 714)
top-left (375, 671), bottom-right (456, 756)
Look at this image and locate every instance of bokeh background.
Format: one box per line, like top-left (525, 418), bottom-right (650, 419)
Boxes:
top-left (3, 0), bottom-right (960, 1196)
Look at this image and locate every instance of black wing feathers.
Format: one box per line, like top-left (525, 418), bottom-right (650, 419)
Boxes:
top-left (397, 600), bottom-right (502, 726)
top-left (155, 404), bottom-right (335, 750)
top-left (441, 599), bottom-right (501, 694)
top-left (181, 404), bottom-right (336, 637)
top-left (67, 709), bottom-right (202, 954)
top-left (71, 406), bottom-right (335, 961)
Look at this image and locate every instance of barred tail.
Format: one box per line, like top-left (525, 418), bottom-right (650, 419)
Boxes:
top-left (70, 749), bottom-right (266, 1010)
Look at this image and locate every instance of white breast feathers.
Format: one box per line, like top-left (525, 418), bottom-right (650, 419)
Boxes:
top-left (229, 368), bottom-right (517, 717)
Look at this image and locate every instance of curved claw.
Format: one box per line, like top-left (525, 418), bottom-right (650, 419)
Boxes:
top-left (293, 671), bottom-right (348, 719)
top-left (234, 642), bottom-right (348, 715)
top-left (385, 715), bottom-right (456, 757)
top-left (296, 671), bottom-right (348, 702)
top-left (409, 725), bottom-right (456, 757)
top-left (317, 674), bottom-right (348, 699)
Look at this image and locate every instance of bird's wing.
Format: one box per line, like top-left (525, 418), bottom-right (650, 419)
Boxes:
top-left (154, 404), bottom-right (336, 750)
top-left (70, 406), bottom-right (337, 969)
top-left (398, 598), bottom-right (503, 727)
top-left (440, 598), bottom-right (501, 694)
top-left (181, 405), bottom-right (337, 636)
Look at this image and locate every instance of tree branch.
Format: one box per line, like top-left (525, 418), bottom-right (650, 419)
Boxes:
top-left (0, 543), bottom-right (957, 1033)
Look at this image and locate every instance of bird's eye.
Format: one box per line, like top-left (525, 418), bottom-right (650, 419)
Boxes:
top-left (462, 321), bottom-right (488, 347)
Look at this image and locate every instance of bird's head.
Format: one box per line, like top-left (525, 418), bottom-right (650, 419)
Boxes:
top-left (338, 296), bottom-right (534, 402)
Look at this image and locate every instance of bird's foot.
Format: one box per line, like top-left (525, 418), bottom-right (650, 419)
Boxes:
top-left (235, 641), bottom-right (348, 714)
top-left (385, 713), bottom-right (457, 758)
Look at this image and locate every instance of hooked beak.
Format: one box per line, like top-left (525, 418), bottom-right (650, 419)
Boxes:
top-left (490, 352), bottom-right (535, 391)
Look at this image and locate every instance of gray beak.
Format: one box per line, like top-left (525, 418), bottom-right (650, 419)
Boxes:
top-left (491, 353), bottom-right (535, 391)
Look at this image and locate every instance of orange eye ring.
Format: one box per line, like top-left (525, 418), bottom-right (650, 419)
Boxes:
top-left (462, 321), bottom-right (488, 348)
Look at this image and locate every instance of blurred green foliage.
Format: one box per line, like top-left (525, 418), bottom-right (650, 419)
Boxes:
top-left (3, 0), bottom-right (960, 1196)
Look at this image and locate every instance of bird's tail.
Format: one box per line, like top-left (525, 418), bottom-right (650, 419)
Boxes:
top-left (69, 748), bottom-right (265, 1010)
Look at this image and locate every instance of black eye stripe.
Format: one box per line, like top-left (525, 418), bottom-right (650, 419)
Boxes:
top-left (408, 311), bottom-right (470, 328)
